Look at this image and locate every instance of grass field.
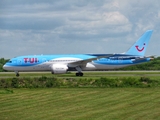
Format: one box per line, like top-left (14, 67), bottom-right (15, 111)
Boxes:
top-left (0, 71), bottom-right (160, 120)
top-left (0, 88), bottom-right (160, 120)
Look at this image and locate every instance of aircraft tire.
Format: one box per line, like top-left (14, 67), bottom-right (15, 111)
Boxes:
top-left (76, 73), bottom-right (79, 76)
top-left (76, 72), bottom-right (83, 76)
top-left (80, 72), bottom-right (83, 76)
top-left (16, 73), bottom-right (19, 77)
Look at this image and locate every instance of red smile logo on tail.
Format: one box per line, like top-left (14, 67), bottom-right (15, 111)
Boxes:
top-left (135, 43), bottom-right (145, 52)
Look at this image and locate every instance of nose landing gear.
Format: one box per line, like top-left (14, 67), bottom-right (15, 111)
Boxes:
top-left (15, 71), bottom-right (19, 77)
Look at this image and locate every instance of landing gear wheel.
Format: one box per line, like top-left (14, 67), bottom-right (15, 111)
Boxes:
top-left (80, 72), bottom-right (83, 76)
top-left (51, 71), bottom-right (54, 74)
top-left (76, 73), bottom-right (79, 76)
top-left (16, 73), bottom-right (19, 77)
top-left (75, 72), bottom-right (83, 76)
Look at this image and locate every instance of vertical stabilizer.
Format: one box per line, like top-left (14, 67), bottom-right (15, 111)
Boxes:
top-left (125, 30), bottom-right (153, 56)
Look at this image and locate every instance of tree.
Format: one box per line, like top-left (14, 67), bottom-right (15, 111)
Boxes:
top-left (0, 58), bottom-right (9, 72)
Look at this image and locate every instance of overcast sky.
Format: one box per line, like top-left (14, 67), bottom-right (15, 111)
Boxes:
top-left (0, 0), bottom-right (160, 58)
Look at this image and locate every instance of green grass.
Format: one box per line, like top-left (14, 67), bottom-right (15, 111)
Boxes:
top-left (0, 71), bottom-right (160, 119)
top-left (0, 88), bottom-right (160, 120)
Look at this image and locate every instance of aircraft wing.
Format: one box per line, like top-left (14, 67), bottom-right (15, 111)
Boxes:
top-left (68, 54), bottom-right (114, 67)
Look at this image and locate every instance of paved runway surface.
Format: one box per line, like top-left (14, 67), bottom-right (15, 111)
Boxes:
top-left (0, 71), bottom-right (160, 78)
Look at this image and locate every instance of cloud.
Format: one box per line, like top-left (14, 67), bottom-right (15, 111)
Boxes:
top-left (0, 0), bottom-right (159, 58)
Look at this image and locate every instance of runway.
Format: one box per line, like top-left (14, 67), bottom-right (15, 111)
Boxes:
top-left (0, 71), bottom-right (160, 78)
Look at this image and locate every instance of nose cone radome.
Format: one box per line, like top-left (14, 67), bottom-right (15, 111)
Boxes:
top-left (3, 64), bottom-right (8, 70)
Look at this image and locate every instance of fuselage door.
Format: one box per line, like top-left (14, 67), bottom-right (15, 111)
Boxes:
top-left (17, 59), bottom-right (22, 65)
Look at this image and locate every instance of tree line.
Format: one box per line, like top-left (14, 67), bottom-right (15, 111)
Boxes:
top-left (120, 57), bottom-right (160, 70)
top-left (0, 58), bottom-right (9, 72)
top-left (0, 57), bottom-right (160, 72)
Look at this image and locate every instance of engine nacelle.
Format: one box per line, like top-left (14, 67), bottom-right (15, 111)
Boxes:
top-left (51, 64), bottom-right (68, 74)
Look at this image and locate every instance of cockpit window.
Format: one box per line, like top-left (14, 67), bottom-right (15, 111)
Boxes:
top-left (7, 61), bottom-right (12, 63)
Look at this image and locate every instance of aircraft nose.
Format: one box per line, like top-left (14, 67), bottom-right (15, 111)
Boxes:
top-left (3, 65), bottom-right (7, 70)
top-left (3, 64), bottom-right (13, 71)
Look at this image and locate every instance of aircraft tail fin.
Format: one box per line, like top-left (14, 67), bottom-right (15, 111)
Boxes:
top-left (125, 30), bottom-right (153, 56)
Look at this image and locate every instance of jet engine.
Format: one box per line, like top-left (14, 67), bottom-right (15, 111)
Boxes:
top-left (51, 64), bottom-right (68, 74)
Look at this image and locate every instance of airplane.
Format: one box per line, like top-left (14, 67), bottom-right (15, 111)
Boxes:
top-left (3, 30), bottom-right (153, 77)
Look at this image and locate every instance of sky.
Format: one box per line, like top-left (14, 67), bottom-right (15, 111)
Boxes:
top-left (0, 0), bottom-right (160, 58)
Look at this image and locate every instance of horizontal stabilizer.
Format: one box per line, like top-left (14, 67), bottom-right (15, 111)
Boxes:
top-left (132, 56), bottom-right (154, 63)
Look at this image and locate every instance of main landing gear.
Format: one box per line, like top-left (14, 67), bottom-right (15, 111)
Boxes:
top-left (75, 72), bottom-right (83, 76)
top-left (75, 66), bottom-right (83, 76)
